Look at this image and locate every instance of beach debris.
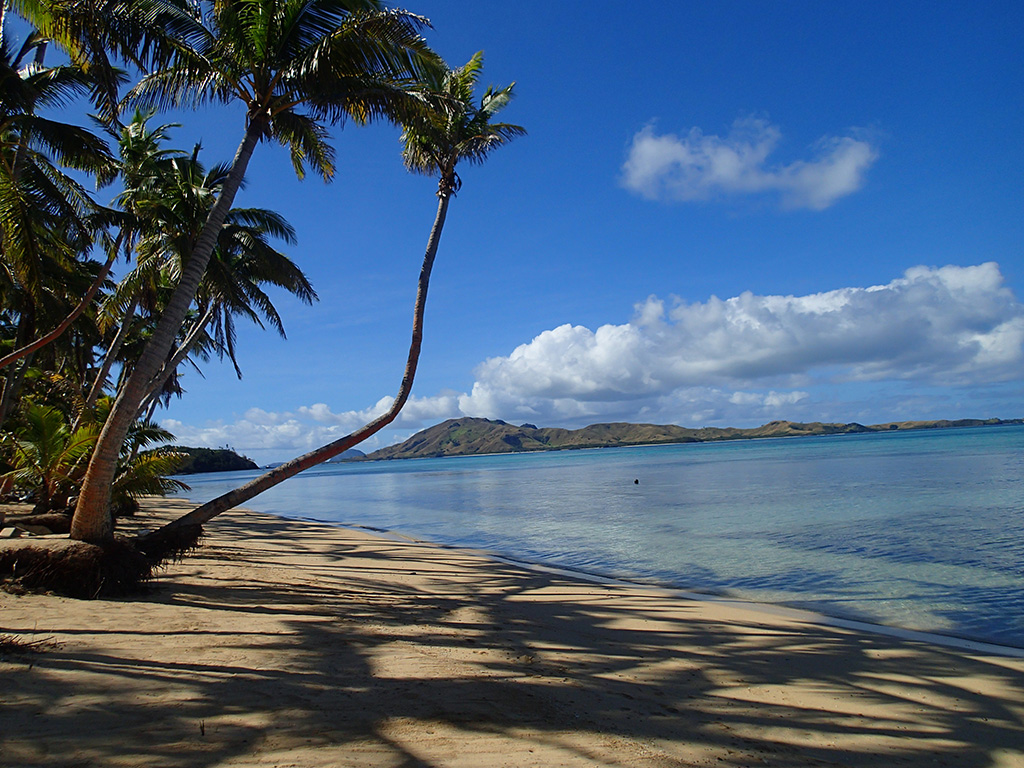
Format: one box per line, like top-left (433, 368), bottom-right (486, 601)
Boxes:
top-left (0, 633), bottom-right (59, 658)
top-left (13, 524), bottom-right (53, 536)
top-left (3, 513), bottom-right (72, 535)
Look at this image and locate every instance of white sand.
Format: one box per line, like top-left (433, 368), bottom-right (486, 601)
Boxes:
top-left (2, 498), bottom-right (1023, 767)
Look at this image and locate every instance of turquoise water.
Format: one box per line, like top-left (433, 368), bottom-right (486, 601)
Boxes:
top-left (177, 424), bottom-right (1024, 649)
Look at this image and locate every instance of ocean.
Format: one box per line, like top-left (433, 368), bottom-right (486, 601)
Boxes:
top-left (176, 423), bottom-right (1024, 650)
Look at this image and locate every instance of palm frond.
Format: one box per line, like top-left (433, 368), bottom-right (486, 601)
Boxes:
top-left (268, 108), bottom-right (334, 179)
top-left (399, 53), bottom-right (524, 191)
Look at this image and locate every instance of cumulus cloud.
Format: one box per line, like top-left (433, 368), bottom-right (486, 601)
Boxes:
top-left (621, 117), bottom-right (878, 209)
top-left (163, 394), bottom-right (465, 464)
top-left (460, 263), bottom-right (1024, 422)
top-left (164, 264), bottom-right (1023, 461)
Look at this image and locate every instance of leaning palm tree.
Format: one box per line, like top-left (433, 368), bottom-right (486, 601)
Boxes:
top-left (105, 133), bottom-right (315, 415)
top-left (72, 0), bottom-right (437, 543)
top-left (141, 51), bottom-right (523, 544)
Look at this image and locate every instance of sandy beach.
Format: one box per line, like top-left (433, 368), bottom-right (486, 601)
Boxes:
top-left (2, 498), bottom-right (1023, 768)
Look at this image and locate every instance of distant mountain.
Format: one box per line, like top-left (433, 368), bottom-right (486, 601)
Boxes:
top-left (172, 447), bottom-right (259, 474)
top-left (326, 448), bottom-right (366, 463)
top-left (365, 417), bottom-right (1022, 461)
top-left (263, 448), bottom-right (366, 469)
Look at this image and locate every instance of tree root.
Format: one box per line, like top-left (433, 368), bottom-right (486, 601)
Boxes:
top-left (0, 520), bottom-right (204, 600)
top-left (0, 538), bottom-right (153, 598)
top-left (134, 524), bottom-right (204, 565)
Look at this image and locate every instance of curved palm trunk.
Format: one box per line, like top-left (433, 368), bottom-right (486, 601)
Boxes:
top-left (140, 190), bottom-right (452, 541)
top-left (71, 122), bottom-right (264, 543)
top-left (0, 251), bottom-right (116, 371)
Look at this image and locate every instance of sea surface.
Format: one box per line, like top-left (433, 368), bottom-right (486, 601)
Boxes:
top-left (176, 424), bottom-right (1024, 649)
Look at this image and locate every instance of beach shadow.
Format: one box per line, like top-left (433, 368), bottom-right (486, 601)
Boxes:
top-left (3, 509), bottom-right (1023, 767)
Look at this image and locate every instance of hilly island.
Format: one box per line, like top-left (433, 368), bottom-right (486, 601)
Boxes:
top-left (365, 416), bottom-right (1023, 460)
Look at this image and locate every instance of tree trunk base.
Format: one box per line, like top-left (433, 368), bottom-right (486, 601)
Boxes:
top-left (0, 537), bottom-right (153, 598)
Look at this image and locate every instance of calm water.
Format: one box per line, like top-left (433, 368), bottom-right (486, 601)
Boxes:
top-left (177, 424), bottom-right (1024, 649)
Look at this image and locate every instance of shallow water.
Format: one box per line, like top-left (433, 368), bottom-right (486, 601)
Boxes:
top-left (178, 424), bottom-right (1024, 648)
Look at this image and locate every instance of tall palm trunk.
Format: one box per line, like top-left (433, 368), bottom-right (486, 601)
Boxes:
top-left (141, 190), bottom-right (452, 541)
top-left (71, 121), bottom-right (264, 543)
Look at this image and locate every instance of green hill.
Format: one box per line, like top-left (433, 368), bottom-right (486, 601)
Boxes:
top-left (171, 447), bottom-right (259, 474)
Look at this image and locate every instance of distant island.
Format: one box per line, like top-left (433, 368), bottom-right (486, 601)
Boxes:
top-left (364, 416), bottom-right (1023, 461)
top-left (171, 447), bottom-right (259, 474)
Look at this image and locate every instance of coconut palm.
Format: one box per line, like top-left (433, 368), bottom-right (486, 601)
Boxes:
top-left (84, 111), bottom-right (189, 410)
top-left (7, 0), bottom-right (196, 120)
top-left (0, 32), bottom-right (118, 425)
top-left (142, 51), bottom-right (523, 542)
top-left (134, 199), bottom-right (316, 417)
top-left (98, 120), bottom-right (315, 415)
top-left (72, 0), bottom-right (437, 543)
top-left (148, 204), bottom-right (313, 380)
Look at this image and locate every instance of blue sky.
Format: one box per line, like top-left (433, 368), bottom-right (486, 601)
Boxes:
top-left (64, 1), bottom-right (1022, 463)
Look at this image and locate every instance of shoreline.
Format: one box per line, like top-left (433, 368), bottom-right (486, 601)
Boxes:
top-left (3, 498), bottom-right (1024, 767)
top-left (301, 514), bottom-right (1024, 660)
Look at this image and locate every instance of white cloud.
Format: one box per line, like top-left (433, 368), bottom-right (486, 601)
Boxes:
top-left (729, 390), bottom-right (810, 408)
top-left (163, 264), bottom-right (1023, 462)
top-left (162, 393), bottom-right (466, 464)
top-left (460, 263), bottom-right (1024, 423)
top-left (621, 117), bottom-right (878, 210)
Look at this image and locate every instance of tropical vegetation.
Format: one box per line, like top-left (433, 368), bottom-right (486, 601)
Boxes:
top-left (0, 0), bottom-right (522, 595)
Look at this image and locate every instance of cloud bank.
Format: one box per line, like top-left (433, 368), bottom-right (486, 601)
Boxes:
top-left (622, 118), bottom-right (878, 209)
top-left (165, 264), bottom-right (1024, 462)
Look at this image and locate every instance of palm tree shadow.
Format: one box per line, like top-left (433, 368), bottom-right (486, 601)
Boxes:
top-left (3, 510), bottom-right (1023, 767)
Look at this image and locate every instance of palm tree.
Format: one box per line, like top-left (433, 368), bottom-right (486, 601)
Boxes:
top-left (72, 0), bottom-right (437, 543)
top-left (7, 0), bottom-right (197, 121)
top-left (0, 31), bottom-right (117, 426)
top-left (0, 0), bottom-right (202, 420)
top-left (135, 200), bottom-right (316, 416)
top-left (102, 124), bottom-right (315, 416)
top-left (84, 111), bottom-right (189, 410)
top-left (141, 51), bottom-right (523, 542)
